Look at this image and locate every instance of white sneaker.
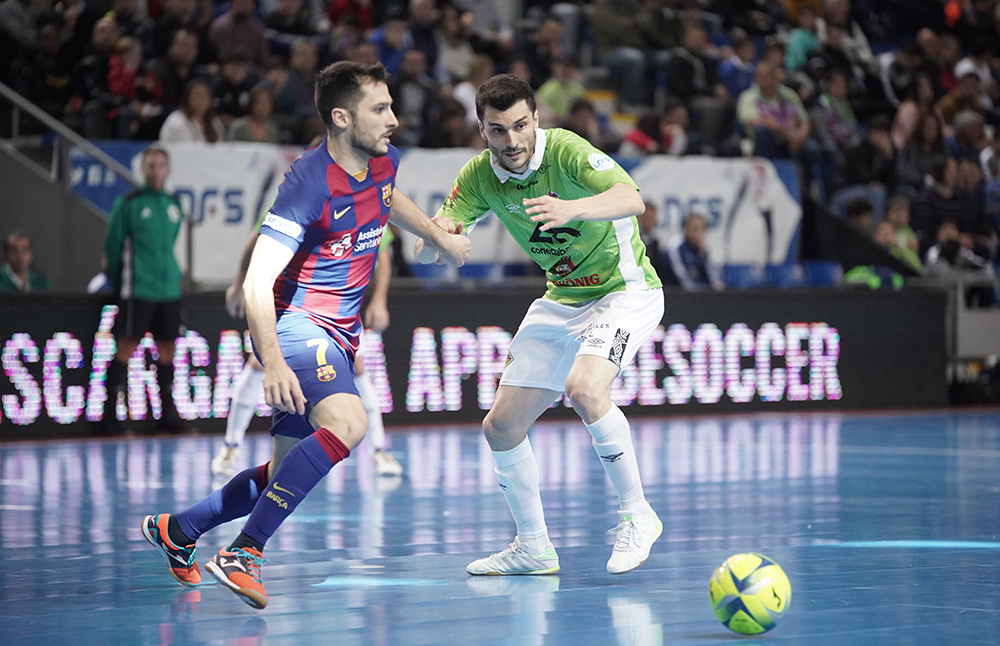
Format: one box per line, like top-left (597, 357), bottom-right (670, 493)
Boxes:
top-left (211, 445), bottom-right (240, 477)
top-left (466, 536), bottom-right (560, 576)
top-left (606, 507), bottom-right (662, 574)
top-left (373, 450), bottom-right (403, 476)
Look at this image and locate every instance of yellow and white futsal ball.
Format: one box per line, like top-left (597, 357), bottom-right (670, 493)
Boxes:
top-left (708, 553), bottom-right (791, 635)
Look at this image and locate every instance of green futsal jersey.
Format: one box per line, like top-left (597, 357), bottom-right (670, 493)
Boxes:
top-left (437, 128), bottom-right (661, 303)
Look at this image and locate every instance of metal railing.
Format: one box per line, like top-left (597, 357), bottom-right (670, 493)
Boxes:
top-left (0, 80), bottom-right (139, 191)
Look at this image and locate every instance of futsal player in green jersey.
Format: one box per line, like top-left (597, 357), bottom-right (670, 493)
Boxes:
top-left (416, 74), bottom-right (664, 575)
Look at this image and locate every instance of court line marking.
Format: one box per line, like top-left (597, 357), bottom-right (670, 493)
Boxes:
top-left (313, 576), bottom-right (444, 588)
top-left (839, 445), bottom-right (1000, 458)
top-left (822, 540), bottom-right (1000, 549)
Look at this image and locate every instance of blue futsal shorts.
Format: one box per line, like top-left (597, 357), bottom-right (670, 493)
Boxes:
top-left (258, 312), bottom-right (358, 439)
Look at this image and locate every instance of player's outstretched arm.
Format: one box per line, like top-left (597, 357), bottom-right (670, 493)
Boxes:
top-left (524, 182), bottom-right (644, 231)
top-left (364, 245), bottom-right (391, 332)
top-left (389, 189), bottom-right (470, 266)
top-left (243, 235), bottom-right (306, 415)
top-left (226, 228), bottom-right (259, 319)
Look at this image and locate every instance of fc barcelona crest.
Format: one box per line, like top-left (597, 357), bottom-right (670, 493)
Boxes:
top-left (382, 184), bottom-right (393, 207)
top-left (316, 365), bottom-right (337, 382)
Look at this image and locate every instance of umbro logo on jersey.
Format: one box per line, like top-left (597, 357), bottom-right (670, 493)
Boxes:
top-left (506, 203), bottom-right (520, 212)
top-left (333, 206), bottom-right (351, 220)
top-left (600, 452), bottom-right (624, 463)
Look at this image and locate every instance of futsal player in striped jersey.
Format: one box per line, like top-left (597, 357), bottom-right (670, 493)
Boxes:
top-left (212, 221), bottom-right (402, 478)
top-left (141, 61), bottom-right (470, 609)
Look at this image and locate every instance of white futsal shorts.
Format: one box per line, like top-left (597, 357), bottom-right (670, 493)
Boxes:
top-left (500, 288), bottom-right (664, 393)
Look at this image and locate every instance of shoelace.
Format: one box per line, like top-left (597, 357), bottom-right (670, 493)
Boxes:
top-left (179, 544), bottom-right (197, 566)
top-left (496, 540), bottom-right (527, 559)
top-left (609, 517), bottom-right (642, 553)
top-left (155, 521), bottom-right (197, 566)
top-left (231, 549), bottom-right (269, 583)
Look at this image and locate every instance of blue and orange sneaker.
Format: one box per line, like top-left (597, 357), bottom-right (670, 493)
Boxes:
top-left (206, 547), bottom-right (268, 609)
top-left (141, 514), bottom-right (201, 587)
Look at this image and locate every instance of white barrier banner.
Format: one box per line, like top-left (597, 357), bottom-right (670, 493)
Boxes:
top-left (121, 145), bottom-right (800, 285)
top-left (395, 150), bottom-right (801, 267)
top-left (630, 156), bottom-right (801, 265)
top-left (395, 147), bottom-right (529, 268)
top-left (131, 142), bottom-right (301, 288)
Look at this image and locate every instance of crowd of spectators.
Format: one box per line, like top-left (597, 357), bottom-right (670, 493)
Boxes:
top-left (3, 0), bottom-right (1000, 295)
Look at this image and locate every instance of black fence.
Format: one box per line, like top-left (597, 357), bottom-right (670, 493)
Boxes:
top-left (0, 287), bottom-right (948, 439)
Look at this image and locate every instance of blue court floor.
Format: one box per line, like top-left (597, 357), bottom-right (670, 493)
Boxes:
top-left (1, 409), bottom-right (1000, 645)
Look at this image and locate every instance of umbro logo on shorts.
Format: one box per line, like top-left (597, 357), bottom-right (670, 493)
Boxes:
top-left (600, 452), bottom-right (624, 463)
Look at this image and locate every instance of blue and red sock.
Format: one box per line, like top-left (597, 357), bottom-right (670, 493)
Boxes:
top-left (173, 462), bottom-right (270, 542)
top-left (237, 428), bottom-right (350, 550)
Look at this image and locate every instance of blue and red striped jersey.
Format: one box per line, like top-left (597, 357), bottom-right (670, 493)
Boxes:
top-left (259, 140), bottom-right (399, 358)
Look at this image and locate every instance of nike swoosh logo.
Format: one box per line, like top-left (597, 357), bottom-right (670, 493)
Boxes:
top-left (272, 483), bottom-right (295, 497)
top-left (333, 206), bottom-right (351, 220)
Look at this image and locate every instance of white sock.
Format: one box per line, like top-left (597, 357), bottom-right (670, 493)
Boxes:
top-left (224, 365), bottom-right (264, 447)
top-left (354, 372), bottom-right (386, 450)
top-left (493, 437), bottom-right (550, 554)
top-left (586, 404), bottom-right (647, 512)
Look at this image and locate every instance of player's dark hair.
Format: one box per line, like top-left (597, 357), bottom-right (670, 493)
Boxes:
top-left (314, 61), bottom-right (388, 128)
top-left (475, 74), bottom-right (536, 122)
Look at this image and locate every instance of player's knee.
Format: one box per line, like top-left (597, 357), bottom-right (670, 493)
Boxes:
top-left (311, 410), bottom-right (368, 450)
top-left (564, 377), bottom-right (607, 418)
top-left (342, 409), bottom-right (370, 448)
top-left (482, 410), bottom-right (513, 442)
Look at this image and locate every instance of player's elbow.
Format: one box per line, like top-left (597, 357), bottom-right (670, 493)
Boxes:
top-left (242, 267), bottom-right (271, 303)
top-left (620, 187), bottom-right (645, 218)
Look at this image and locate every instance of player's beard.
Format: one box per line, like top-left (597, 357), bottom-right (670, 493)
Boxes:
top-left (350, 122), bottom-right (389, 159)
top-left (491, 128), bottom-right (535, 174)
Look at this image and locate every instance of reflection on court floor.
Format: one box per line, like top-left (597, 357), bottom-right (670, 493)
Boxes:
top-left (0, 410), bottom-right (998, 646)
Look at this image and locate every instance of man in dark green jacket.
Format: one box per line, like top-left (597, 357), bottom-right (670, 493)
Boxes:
top-left (103, 145), bottom-right (189, 433)
top-left (0, 231), bottom-right (51, 292)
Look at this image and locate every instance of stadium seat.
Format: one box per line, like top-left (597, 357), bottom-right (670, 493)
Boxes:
top-left (409, 262), bottom-right (457, 289)
top-left (766, 263), bottom-right (807, 289)
top-left (502, 262), bottom-right (538, 277)
top-left (802, 260), bottom-right (844, 287)
top-left (723, 264), bottom-right (767, 290)
top-left (458, 263), bottom-right (500, 279)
